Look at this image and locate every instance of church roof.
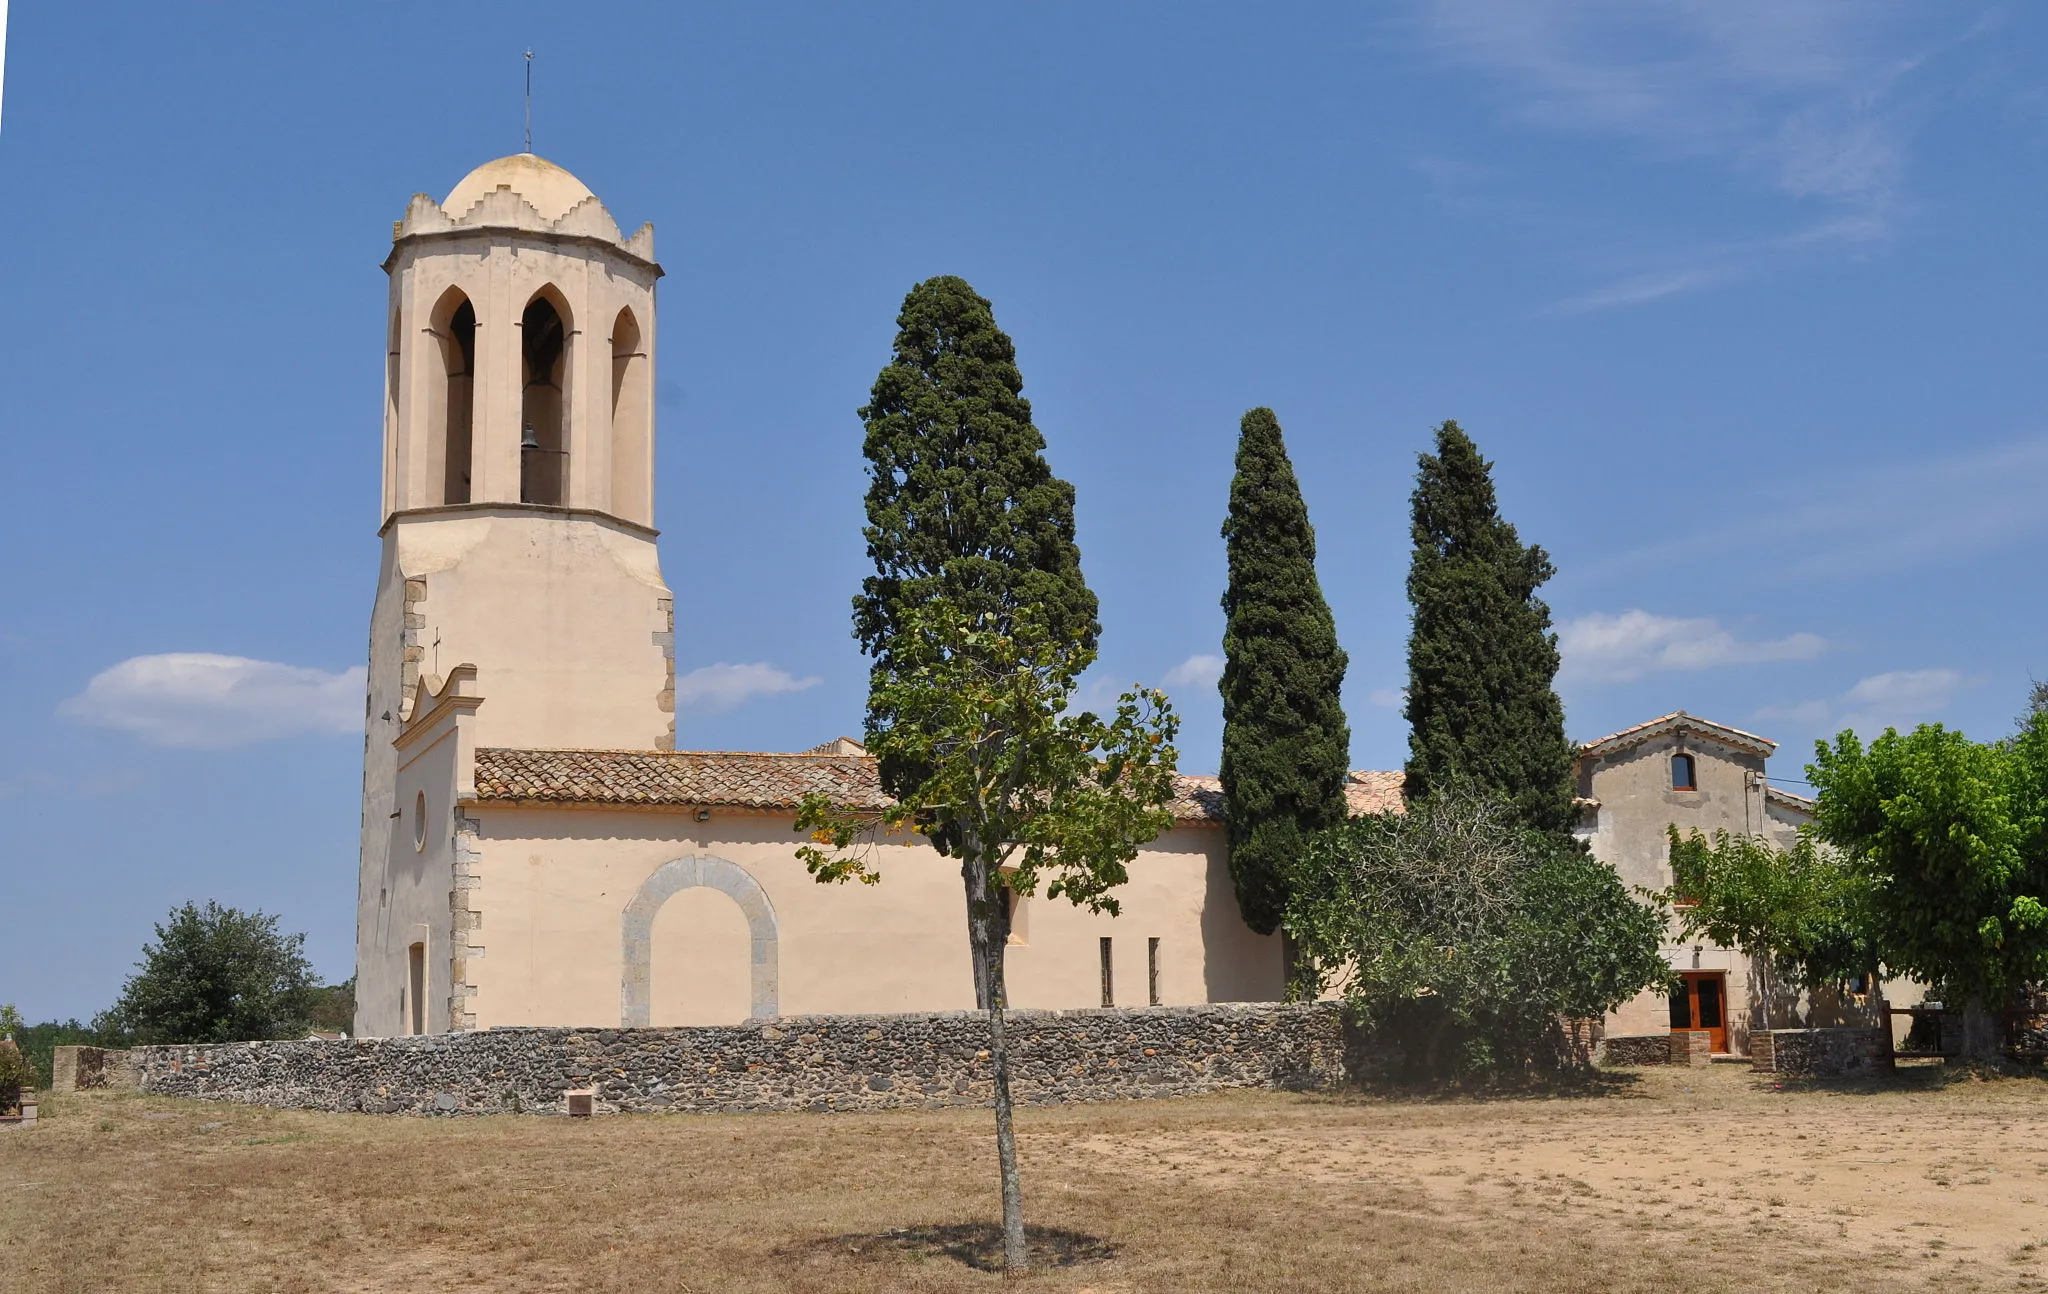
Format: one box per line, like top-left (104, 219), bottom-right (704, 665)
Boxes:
top-left (472, 746), bottom-right (1408, 825)
top-left (443, 153), bottom-right (597, 223)
top-left (475, 746), bottom-right (887, 812)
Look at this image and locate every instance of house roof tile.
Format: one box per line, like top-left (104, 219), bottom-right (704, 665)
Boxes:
top-left (1576, 710), bottom-right (1777, 761)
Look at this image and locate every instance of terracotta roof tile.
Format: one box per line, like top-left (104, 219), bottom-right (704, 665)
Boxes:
top-left (474, 747), bottom-right (888, 811)
top-left (1576, 710), bottom-right (1777, 760)
top-left (473, 747), bottom-right (1410, 825)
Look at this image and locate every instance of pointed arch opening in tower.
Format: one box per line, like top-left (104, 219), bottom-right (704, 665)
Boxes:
top-left (609, 307), bottom-right (650, 524)
top-left (427, 289), bottom-right (477, 506)
top-left (520, 292), bottom-right (570, 506)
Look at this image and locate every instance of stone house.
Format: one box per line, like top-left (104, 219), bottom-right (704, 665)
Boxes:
top-left (1573, 711), bottom-right (1904, 1056)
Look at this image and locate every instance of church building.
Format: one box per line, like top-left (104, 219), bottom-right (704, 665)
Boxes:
top-left (351, 154), bottom-right (1307, 1038)
top-left (352, 153), bottom-right (1869, 1056)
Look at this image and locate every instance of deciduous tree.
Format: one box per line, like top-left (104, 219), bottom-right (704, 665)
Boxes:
top-left (1285, 792), bottom-right (1668, 1079)
top-left (1218, 407), bottom-right (1351, 935)
top-left (1401, 422), bottom-right (1575, 835)
top-left (1808, 722), bottom-right (2048, 1059)
top-left (1665, 826), bottom-right (1880, 1037)
top-left (96, 901), bottom-right (317, 1045)
top-left (797, 600), bottom-right (1178, 1272)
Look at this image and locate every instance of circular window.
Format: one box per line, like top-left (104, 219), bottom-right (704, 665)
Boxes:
top-left (414, 791), bottom-right (428, 851)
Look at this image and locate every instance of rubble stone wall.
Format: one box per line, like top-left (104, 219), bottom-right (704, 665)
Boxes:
top-left (127, 1004), bottom-right (1346, 1116)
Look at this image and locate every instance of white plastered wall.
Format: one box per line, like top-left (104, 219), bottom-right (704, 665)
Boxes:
top-left (461, 806), bottom-right (1284, 1028)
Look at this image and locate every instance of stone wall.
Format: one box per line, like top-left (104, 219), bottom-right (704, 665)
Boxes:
top-left (1597, 1034), bottom-right (1672, 1066)
top-left (1750, 1027), bottom-right (1887, 1077)
top-left (129, 1004), bottom-right (1345, 1116)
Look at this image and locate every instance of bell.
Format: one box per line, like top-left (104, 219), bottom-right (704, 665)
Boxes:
top-left (520, 424), bottom-right (540, 450)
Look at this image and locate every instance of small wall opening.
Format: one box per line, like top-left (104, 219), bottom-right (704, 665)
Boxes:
top-left (1148, 937), bottom-right (1161, 1006)
top-left (1100, 936), bottom-right (1115, 1008)
top-left (609, 307), bottom-right (650, 523)
top-left (520, 293), bottom-right (569, 506)
top-left (426, 291), bottom-right (476, 506)
top-left (407, 941), bottom-right (426, 1035)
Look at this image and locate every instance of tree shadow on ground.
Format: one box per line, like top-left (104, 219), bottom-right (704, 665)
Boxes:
top-left (1761, 1057), bottom-right (2047, 1097)
top-left (1299, 1067), bottom-right (1648, 1107)
top-left (796, 1223), bottom-right (1118, 1272)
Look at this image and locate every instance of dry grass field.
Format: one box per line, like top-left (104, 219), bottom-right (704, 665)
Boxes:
top-left (5, 1062), bottom-right (2047, 1293)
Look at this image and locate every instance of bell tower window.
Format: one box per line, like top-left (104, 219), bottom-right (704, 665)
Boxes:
top-left (609, 307), bottom-right (650, 523)
top-left (520, 293), bottom-right (569, 506)
top-left (426, 289), bottom-right (476, 507)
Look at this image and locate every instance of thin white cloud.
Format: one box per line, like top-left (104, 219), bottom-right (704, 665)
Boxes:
top-left (60, 653), bottom-right (365, 749)
top-left (1411, 1), bottom-right (1994, 309)
top-left (1163, 654), bottom-right (1225, 689)
top-left (1368, 688), bottom-right (1404, 709)
top-left (1560, 610), bottom-right (1825, 683)
top-left (1548, 269), bottom-right (1726, 317)
top-left (1581, 435), bottom-right (2048, 586)
top-left (672, 662), bottom-right (821, 714)
top-left (1415, 1), bottom-right (1926, 207)
top-left (1755, 667), bottom-right (1965, 739)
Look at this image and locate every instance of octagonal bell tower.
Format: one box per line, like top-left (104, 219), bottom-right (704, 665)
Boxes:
top-left (356, 154), bottom-right (674, 1036)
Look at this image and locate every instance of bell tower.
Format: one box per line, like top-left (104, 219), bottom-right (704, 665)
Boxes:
top-left (356, 154), bottom-right (675, 1034)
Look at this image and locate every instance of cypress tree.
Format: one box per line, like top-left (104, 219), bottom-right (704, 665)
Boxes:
top-left (1218, 407), bottom-right (1352, 935)
top-left (1402, 420), bottom-right (1576, 836)
top-left (853, 275), bottom-right (1100, 805)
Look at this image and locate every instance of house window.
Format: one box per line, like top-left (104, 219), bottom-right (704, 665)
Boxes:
top-left (1671, 753), bottom-right (1697, 791)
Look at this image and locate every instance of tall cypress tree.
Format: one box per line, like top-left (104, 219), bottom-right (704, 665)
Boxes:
top-left (853, 275), bottom-right (1101, 832)
top-left (1402, 420), bottom-right (1576, 835)
top-left (1218, 407), bottom-right (1352, 935)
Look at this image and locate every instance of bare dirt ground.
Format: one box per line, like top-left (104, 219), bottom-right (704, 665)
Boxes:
top-left (4, 1061), bottom-right (2045, 1293)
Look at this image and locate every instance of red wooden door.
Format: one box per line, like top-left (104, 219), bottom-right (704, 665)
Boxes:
top-left (1668, 972), bottom-right (1729, 1054)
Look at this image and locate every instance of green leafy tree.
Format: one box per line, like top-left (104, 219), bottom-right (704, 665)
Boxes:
top-left (1809, 722), bottom-right (2048, 1059)
top-left (1218, 407), bottom-right (1352, 935)
top-left (306, 978), bottom-right (356, 1035)
top-left (96, 901), bottom-right (318, 1045)
top-left (853, 275), bottom-right (1099, 853)
top-left (1285, 792), bottom-right (1669, 1079)
top-left (1402, 421), bottom-right (1576, 835)
top-left (797, 599), bottom-right (1178, 1272)
top-left (1665, 827), bottom-right (1880, 1032)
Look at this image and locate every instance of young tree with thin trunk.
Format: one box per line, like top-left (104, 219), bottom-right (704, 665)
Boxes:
top-left (1217, 407), bottom-right (1351, 936)
top-left (852, 277), bottom-right (1099, 960)
top-left (797, 600), bottom-right (1178, 1272)
top-left (1402, 421), bottom-right (1576, 836)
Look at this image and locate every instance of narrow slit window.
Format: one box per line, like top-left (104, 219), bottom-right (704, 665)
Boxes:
top-left (1671, 753), bottom-right (1697, 791)
top-left (1099, 936), bottom-right (1114, 1008)
top-left (407, 941), bottom-right (426, 1036)
top-left (1147, 937), bottom-right (1161, 1006)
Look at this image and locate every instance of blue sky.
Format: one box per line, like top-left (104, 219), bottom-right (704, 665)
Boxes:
top-left (4, 2), bottom-right (2046, 1020)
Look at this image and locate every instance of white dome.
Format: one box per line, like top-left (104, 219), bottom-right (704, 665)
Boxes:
top-left (442, 153), bottom-right (598, 223)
